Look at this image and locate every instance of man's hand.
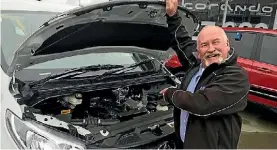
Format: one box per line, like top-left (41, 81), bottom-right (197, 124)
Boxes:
top-left (160, 86), bottom-right (177, 103)
top-left (166, 0), bottom-right (178, 16)
top-left (160, 86), bottom-right (177, 95)
top-left (160, 88), bottom-right (168, 95)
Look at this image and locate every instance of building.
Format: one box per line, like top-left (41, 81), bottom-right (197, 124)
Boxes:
top-left (36, 0), bottom-right (277, 30)
top-left (180, 0), bottom-right (277, 30)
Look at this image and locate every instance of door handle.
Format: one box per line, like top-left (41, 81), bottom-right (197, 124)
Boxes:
top-left (257, 67), bottom-right (272, 73)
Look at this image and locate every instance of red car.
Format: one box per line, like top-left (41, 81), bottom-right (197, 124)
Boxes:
top-left (165, 27), bottom-right (277, 110)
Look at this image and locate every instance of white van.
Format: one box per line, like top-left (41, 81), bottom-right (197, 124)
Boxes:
top-left (1, 0), bottom-right (77, 149)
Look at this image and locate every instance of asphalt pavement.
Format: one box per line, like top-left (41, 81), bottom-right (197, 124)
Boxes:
top-left (238, 103), bottom-right (277, 149)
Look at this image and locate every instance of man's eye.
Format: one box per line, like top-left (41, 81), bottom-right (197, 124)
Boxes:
top-left (201, 44), bottom-right (207, 48)
top-left (213, 41), bottom-right (220, 44)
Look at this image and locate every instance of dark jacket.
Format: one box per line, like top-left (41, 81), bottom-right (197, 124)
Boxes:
top-left (164, 12), bottom-right (250, 149)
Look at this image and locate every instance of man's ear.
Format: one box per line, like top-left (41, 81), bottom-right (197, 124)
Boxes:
top-left (195, 51), bottom-right (201, 59)
top-left (192, 51), bottom-right (200, 59)
top-left (226, 39), bottom-right (230, 47)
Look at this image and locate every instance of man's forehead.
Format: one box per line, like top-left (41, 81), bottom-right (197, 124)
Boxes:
top-left (198, 37), bottom-right (222, 43)
top-left (200, 25), bottom-right (225, 33)
top-left (198, 26), bottom-right (225, 36)
top-left (198, 31), bottom-right (226, 43)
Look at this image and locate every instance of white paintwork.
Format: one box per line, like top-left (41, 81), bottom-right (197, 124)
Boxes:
top-left (1, 0), bottom-right (77, 149)
top-left (1, 0), bottom-right (77, 12)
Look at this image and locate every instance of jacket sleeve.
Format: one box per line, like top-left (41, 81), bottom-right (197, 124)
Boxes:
top-left (164, 67), bottom-right (250, 117)
top-left (166, 11), bottom-right (197, 71)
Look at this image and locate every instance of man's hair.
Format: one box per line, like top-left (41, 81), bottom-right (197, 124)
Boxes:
top-left (196, 25), bottom-right (229, 46)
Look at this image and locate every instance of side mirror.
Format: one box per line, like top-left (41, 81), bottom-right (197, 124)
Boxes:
top-left (234, 32), bottom-right (242, 41)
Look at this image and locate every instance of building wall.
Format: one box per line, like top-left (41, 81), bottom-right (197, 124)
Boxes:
top-left (180, 0), bottom-right (277, 30)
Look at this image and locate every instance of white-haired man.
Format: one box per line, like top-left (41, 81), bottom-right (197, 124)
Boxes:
top-left (161, 0), bottom-right (250, 148)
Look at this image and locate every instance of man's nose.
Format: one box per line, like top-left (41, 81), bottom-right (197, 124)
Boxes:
top-left (207, 45), bottom-right (215, 52)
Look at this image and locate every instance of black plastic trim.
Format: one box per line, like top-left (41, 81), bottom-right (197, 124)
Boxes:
top-left (249, 86), bottom-right (277, 102)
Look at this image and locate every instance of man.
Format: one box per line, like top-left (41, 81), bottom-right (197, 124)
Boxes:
top-left (161, 0), bottom-right (250, 149)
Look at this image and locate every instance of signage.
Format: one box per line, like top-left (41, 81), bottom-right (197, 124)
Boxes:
top-left (182, 2), bottom-right (274, 13)
top-left (181, 1), bottom-right (277, 30)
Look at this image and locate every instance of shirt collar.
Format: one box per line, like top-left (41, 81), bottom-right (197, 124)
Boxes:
top-left (198, 64), bottom-right (205, 74)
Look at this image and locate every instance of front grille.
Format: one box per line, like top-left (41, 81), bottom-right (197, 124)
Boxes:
top-left (135, 140), bottom-right (165, 149)
top-left (132, 139), bottom-right (175, 149)
top-left (86, 133), bottom-right (176, 149)
top-left (116, 133), bottom-right (141, 145)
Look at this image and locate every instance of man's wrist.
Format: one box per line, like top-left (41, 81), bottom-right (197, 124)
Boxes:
top-left (166, 11), bottom-right (179, 19)
top-left (164, 88), bottom-right (177, 104)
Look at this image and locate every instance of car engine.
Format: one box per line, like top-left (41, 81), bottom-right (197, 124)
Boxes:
top-left (33, 84), bottom-right (172, 127)
top-left (21, 74), bottom-right (178, 149)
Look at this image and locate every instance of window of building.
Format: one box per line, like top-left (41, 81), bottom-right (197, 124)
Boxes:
top-left (225, 32), bottom-right (257, 59)
top-left (260, 35), bottom-right (277, 66)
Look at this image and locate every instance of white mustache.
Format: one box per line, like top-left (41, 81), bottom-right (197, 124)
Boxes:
top-left (204, 52), bottom-right (222, 59)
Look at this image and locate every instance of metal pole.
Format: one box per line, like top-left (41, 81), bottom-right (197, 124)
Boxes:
top-left (273, 5), bottom-right (277, 29)
top-left (222, 0), bottom-right (229, 27)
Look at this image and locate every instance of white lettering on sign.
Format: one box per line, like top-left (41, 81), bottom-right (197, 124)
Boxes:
top-left (182, 1), bottom-right (277, 30)
top-left (249, 5), bottom-right (260, 12)
top-left (234, 5), bottom-right (246, 12)
top-left (182, 2), bottom-right (273, 13)
top-left (183, 3), bottom-right (193, 9)
top-left (195, 3), bottom-right (206, 10)
top-left (262, 6), bottom-right (273, 13)
top-left (220, 4), bottom-right (233, 12)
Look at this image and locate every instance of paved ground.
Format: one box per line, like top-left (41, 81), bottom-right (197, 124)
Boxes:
top-left (238, 103), bottom-right (277, 149)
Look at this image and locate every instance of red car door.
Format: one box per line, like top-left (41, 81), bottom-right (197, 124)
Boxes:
top-left (250, 33), bottom-right (277, 108)
top-left (225, 30), bottom-right (258, 89)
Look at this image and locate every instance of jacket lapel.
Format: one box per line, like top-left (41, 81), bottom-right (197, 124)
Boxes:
top-left (181, 65), bottom-right (200, 90)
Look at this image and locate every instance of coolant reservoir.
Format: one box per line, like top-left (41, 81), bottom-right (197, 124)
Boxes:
top-left (63, 93), bottom-right (83, 109)
top-left (156, 104), bottom-right (168, 111)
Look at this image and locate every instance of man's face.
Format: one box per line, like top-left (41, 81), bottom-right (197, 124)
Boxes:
top-left (197, 27), bottom-right (230, 68)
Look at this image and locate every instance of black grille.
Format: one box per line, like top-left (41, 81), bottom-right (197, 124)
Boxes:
top-left (132, 140), bottom-right (172, 149)
top-left (116, 133), bottom-right (141, 146)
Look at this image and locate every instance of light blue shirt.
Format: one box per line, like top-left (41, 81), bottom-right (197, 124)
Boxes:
top-left (180, 65), bottom-right (205, 142)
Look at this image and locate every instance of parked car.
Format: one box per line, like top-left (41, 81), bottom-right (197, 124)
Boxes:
top-left (165, 27), bottom-right (277, 111)
top-left (1, 0), bottom-right (200, 149)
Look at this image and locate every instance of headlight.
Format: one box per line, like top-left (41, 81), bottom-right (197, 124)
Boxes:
top-left (6, 109), bottom-right (85, 150)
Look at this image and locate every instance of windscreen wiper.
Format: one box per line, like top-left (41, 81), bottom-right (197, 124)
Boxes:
top-left (73, 57), bottom-right (179, 86)
top-left (92, 58), bottom-right (156, 80)
top-left (29, 58), bottom-right (155, 87)
top-left (28, 64), bottom-right (124, 87)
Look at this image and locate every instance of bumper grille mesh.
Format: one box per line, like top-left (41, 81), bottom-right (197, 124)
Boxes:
top-left (116, 133), bottom-right (141, 145)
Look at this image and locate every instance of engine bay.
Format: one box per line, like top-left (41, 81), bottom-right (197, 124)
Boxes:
top-left (18, 75), bottom-right (178, 148)
top-left (33, 83), bottom-right (173, 128)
